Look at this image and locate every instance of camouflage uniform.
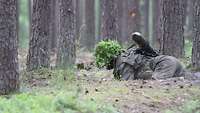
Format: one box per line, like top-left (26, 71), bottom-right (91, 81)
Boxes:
top-left (113, 32), bottom-right (187, 80)
top-left (113, 48), bottom-right (187, 80)
top-left (149, 55), bottom-right (186, 79)
top-left (113, 47), bottom-right (152, 80)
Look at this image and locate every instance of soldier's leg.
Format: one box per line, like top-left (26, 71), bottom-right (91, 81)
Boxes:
top-left (152, 60), bottom-right (177, 79)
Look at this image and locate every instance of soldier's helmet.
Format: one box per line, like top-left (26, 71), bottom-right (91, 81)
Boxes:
top-left (131, 32), bottom-right (142, 40)
top-left (131, 32), bottom-right (145, 47)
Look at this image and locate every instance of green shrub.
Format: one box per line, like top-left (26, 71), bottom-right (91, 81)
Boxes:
top-left (95, 40), bottom-right (122, 68)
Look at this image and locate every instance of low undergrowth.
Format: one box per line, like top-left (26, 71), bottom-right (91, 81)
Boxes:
top-left (0, 92), bottom-right (118, 113)
top-left (6, 68), bottom-right (119, 113)
top-left (1, 67), bottom-right (200, 113)
top-left (165, 100), bottom-right (200, 113)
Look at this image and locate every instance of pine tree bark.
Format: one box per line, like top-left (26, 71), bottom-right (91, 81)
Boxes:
top-left (75, 0), bottom-right (80, 40)
top-left (119, 0), bottom-right (128, 43)
top-left (95, 0), bottom-right (101, 42)
top-left (55, 0), bottom-right (60, 51)
top-left (185, 0), bottom-right (194, 38)
top-left (49, 0), bottom-right (57, 51)
top-left (143, 0), bottom-right (149, 39)
top-left (100, 0), bottom-right (120, 40)
top-left (29, 0), bottom-right (32, 37)
top-left (27, 0), bottom-right (51, 71)
top-left (0, 0), bottom-right (19, 95)
top-left (56, 0), bottom-right (76, 68)
top-left (160, 0), bottom-right (187, 58)
top-left (153, 0), bottom-right (162, 49)
top-left (84, 0), bottom-right (95, 51)
top-left (127, 0), bottom-right (141, 38)
top-left (192, 0), bottom-right (200, 70)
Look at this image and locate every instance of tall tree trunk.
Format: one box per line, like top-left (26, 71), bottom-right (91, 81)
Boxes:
top-left (148, 0), bottom-right (154, 46)
top-left (185, 0), bottom-right (194, 39)
top-left (153, 0), bottom-right (162, 49)
top-left (160, 0), bottom-right (187, 58)
top-left (0, 0), bottom-right (19, 95)
top-left (78, 0), bottom-right (86, 48)
top-left (27, 0), bottom-right (51, 71)
top-left (143, 0), bottom-right (149, 39)
top-left (55, 0), bottom-right (60, 51)
top-left (56, 0), bottom-right (76, 68)
top-left (75, 0), bottom-right (80, 41)
top-left (49, 0), bottom-right (57, 51)
top-left (119, 0), bottom-right (128, 44)
top-left (83, 0), bottom-right (95, 51)
top-left (95, 0), bottom-right (101, 42)
top-left (29, 0), bottom-right (32, 39)
top-left (192, 0), bottom-right (200, 70)
top-left (127, 0), bottom-right (141, 39)
top-left (100, 0), bottom-right (120, 40)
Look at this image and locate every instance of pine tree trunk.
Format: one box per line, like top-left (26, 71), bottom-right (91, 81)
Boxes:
top-left (0, 0), bottom-right (19, 95)
top-left (153, 0), bottom-right (162, 50)
top-left (119, 0), bottom-right (128, 43)
top-left (27, 0), bottom-right (51, 71)
top-left (100, 0), bottom-right (120, 40)
top-left (95, 0), bottom-right (101, 42)
top-left (55, 0), bottom-right (60, 51)
top-left (56, 0), bottom-right (76, 68)
top-left (75, 0), bottom-right (80, 41)
top-left (29, 0), bottom-right (32, 38)
top-left (84, 0), bottom-right (95, 51)
top-left (143, 0), bottom-right (149, 39)
top-left (49, 0), bottom-right (57, 51)
top-left (192, 0), bottom-right (200, 70)
top-left (160, 0), bottom-right (186, 58)
top-left (185, 0), bottom-right (194, 39)
top-left (127, 0), bottom-right (141, 38)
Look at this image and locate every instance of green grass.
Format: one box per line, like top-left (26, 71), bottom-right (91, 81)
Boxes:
top-left (165, 100), bottom-right (200, 113)
top-left (11, 68), bottom-right (119, 113)
top-left (0, 92), bottom-right (118, 113)
top-left (185, 39), bottom-right (192, 58)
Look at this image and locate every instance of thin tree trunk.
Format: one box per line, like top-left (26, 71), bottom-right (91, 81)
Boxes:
top-left (29, 0), bottom-right (32, 39)
top-left (95, 0), bottom-right (101, 42)
top-left (27, 0), bottom-right (51, 71)
top-left (185, 0), bottom-right (194, 39)
top-left (192, 0), bottom-right (200, 70)
top-left (75, 0), bottom-right (80, 41)
top-left (49, 0), bottom-right (57, 51)
top-left (153, 0), bottom-right (161, 50)
top-left (0, 0), bottom-right (19, 95)
top-left (148, 0), bottom-right (154, 46)
top-left (143, 0), bottom-right (149, 39)
top-left (56, 0), bottom-right (76, 68)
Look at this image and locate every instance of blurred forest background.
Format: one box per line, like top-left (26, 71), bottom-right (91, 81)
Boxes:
top-left (19, 0), bottom-right (193, 51)
top-left (19, 0), bottom-right (193, 49)
top-left (18, 0), bottom-right (198, 70)
top-left (1, 0), bottom-right (200, 112)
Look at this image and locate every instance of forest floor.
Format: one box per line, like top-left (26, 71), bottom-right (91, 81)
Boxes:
top-left (12, 49), bottom-right (200, 113)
